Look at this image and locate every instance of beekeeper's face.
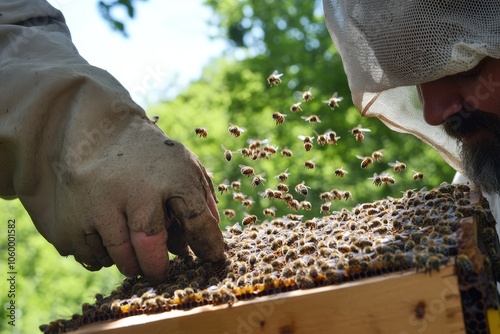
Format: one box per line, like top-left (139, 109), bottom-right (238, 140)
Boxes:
top-left (418, 57), bottom-right (500, 193)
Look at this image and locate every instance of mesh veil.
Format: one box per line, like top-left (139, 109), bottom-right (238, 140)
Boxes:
top-left (322, 0), bottom-right (500, 171)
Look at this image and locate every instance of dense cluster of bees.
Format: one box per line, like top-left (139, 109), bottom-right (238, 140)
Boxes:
top-left (40, 182), bottom-right (500, 333)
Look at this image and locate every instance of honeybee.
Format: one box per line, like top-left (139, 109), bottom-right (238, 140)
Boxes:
top-left (330, 189), bottom-right (343, 200)
top-left (149, 115), bottom-right (159, 124)
top-left (334, 168), bottom-right (348, 177)
top-left (263, 207), bottom-right (276, 217)
top-left (300, 200), bottom-right (312, 210)
top-left (288, 199), bottom-right (301, 211)
top-left (380, 172), bottom-right (395, 185)
top-left (319, 191), bottom-right (333, 201)
top-left (232, 192), bottom-right (246, 202)
top-left (303, 142), bottom-right (313, 151)
top-left (324, 129), bottom-right (341, 145)
top-left (368, 173), bottom-right (382, 187)
top-left (295, 181), bottom-right (310, 196)
top-left (238, 147), bottom-right (252, 158)
top-left (298, 135), bottom-right (314, 143)
top-left (276, 168), bottom-right (291, 182)
top-left (252, 174), bottom-right (266, 187)
top-left (315, 131), bottom-right (328, 146)
top-left (223, 209), bottom-right (236, 219)
top-left (281, 148), bottom-right (293, 157)
top-left (248, 138), bottom-right (268, 151)
top-left (302, 88), bottom-right (314, 102)
top-left (355, 132), bottom-right (365, 142)
top-left (194, 127), bottom-right (208, 138)
top-left (351, 125), bottom-right (371, 136)
top-left (267, 70), bottom-right (283, 86)
top-left (412, 170), bottom-right (424, 181)
top-left (231, 180), bottom-right (241, 190)
top-left (217, 183), bottom-right (230, 194)
top-left (239, 164), bottom-right (255, 177)
top-left (272, 112), bottom-right (287, 125)
top-left (261, 188), bottom-right (275, 199)
top-left (242, 198), bottom-right (255, 209)
top-left (228, 124), bottom-right (246, 137)
top-left (263, 145), bottom-right (278, 155)
top-left (290, 102), bottom-right (303, 113)
top-left (276, 183), bottom-right (289, 192)
top-left (323, 92), bottom-right (343, 110)
top-left (304, 159), bottom-right (315, 169)
top-left (221, 145), bottom-right (234, 161)
top-left (356, 155), bottom-right (373, 168)
top-left (242, 213), bottom-right (258, 226)
top-left (320, 202), bottom-right (331, 214)
top-left (342, 191), bottom-right (352, 201)
top-left (301, 115), bottom-right (321, 124)
top-left (388, 160), bottom-right (406, 172)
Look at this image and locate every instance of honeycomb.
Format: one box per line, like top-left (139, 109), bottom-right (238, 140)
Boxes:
top-left (40, 183), bottom-right (500, 334)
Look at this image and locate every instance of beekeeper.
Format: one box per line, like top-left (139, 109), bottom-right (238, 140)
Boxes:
top-left (322, 0), bottom-right (500, 226)
top-left (0, 0), bottom-right (225, 284)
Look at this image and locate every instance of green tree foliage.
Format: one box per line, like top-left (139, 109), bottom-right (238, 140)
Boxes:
top-left (148, 1), bottom-right (455, 232)
top-left (98, 0), bottom-right (148, 37)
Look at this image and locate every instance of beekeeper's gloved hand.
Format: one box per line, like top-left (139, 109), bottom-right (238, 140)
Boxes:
top-left (0, 0), bottom-right (224, 284)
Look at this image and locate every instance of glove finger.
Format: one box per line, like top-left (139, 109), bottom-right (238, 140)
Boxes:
top-left (107, 241), bottom-right (142, 277)
top-left (166, 195), bottom-right (224, 263)
top-left (131, 229), bottom-right (169, 285)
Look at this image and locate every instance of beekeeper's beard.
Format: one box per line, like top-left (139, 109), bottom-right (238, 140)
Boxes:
top-left (443, 109), bottom-right (500, 194)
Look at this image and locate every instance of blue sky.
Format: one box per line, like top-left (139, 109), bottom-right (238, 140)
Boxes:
top-left (47, 0), bottom-right (228, 106)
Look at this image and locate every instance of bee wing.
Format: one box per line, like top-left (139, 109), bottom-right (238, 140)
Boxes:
top-left (221, 144), bottom-right (228, 151)
top-left (271, 70), bottom-right (283, 77)
top-left (292, 90), bottom-right (303, 101)
top-left (388, 162), bottom-right (397, 167)
top-left (356, 154), bottom-right (365, 160)
top-left (360, 127), bottom-right (371, 132)
top-left (298, 135), bottom-right (306, 140)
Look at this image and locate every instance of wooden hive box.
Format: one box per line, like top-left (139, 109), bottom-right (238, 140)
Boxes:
top-left (42, 184), bottom-right (500, 334)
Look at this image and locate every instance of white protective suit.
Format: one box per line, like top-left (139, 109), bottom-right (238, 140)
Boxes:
top-left (0, 0), bottom-right (224, 284)
top-left (322, 0), bottom-right (500, 229)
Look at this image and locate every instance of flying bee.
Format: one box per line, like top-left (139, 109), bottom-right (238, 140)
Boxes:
top-left (223, 209), bottom-right (236, 219)
top-left (368, 173), bottom-right (383, 187)
top-left (261, 188), bottom-right (275, 199)
top-left (334, 167), bottom-right (348, 177)
top-left (149, 115), bottom-right (159, 124)
top-left (194, 127), bottom-right (208, 138)
top-left (239, 164), bottom-right (255, 177)
top-left (295, 181), bottom-right (310, 196)
top-left (320, 202), bottom-right (332, 214)
top-left (242, 213), bottom-right (258, 226)
top-left (302, 88), bottom-right (314, 102)
top-left (272, 112), bottom-right (287, 125)
top-left (287, 199), bottom-right (301, 211)
top-left (350, 125), bottom-right (371, 136)
top-left (252, 174), bottom-right (266, 187)
top-left (290, 102), bottom-right (303, 113)
top-left (412, 170), bottom-right (424, 181)
top-left (356, 155), bottom-right (374, 168)
top-left (275, 168), bottom-right (291, 182)
top-left (371, 149), bottom-right (384, 162)
top-left (304, 159), bottom-right (315, 169)
top-left (319, 191), bottom-right (333, 201)
top-left (301, 115), bottom-right (321, 124)
top-left (242, 198), bottom-right (255, 209)
top-left (330, 189), bottom-right (343, 200)
top-left (323, 92), bottom-right (343, 110)
top-left (315, 131), bottom-right (328, 146)
top-left (303, 142), bottom-right (313, 151)
top-left (298, 135), bottom-right (314, 143)
top-left (228, 123), bottom-right (246, 138)
top-left (231, 180), bottom-right (241, 190)
top-left (388, 160), bottom-right (407, 172)
top-left (248, 138), bottom-right (268, 151)
top-left (281, 148), bottom-right (293, 157)
top-left (263, 145), bottom-right (278, 155)
top-left (221, 144), bottom-right (234, 161)
top-left (217, 182), bottom-right (230, 194)
top-left (267, 70), bottom-right (283, 86)
top-left (355, 132), bottom-right (365, 142)
top-left (233, 192), bottom-right (246, 202)
top-left (324, 129), bottom-right (340, 145)
top-left (300, 200), bottom-right (312, 210)
top-left (263, 207), bottom-right (276, 217)
top-left (342, 191), bottom-right (352, 201)
top-left (276, 183), bottom-right (289, 192)
top-left (238, 147), bottom-right (252, 158)
top-left (380, 172), bottom-right (395, 185)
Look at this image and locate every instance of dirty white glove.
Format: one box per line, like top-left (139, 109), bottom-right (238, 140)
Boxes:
top-left (0, 0), bottom-right (224, 284)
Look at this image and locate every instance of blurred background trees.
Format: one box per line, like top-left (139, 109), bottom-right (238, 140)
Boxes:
top-left (0, 1), bottom-right (455, 333)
